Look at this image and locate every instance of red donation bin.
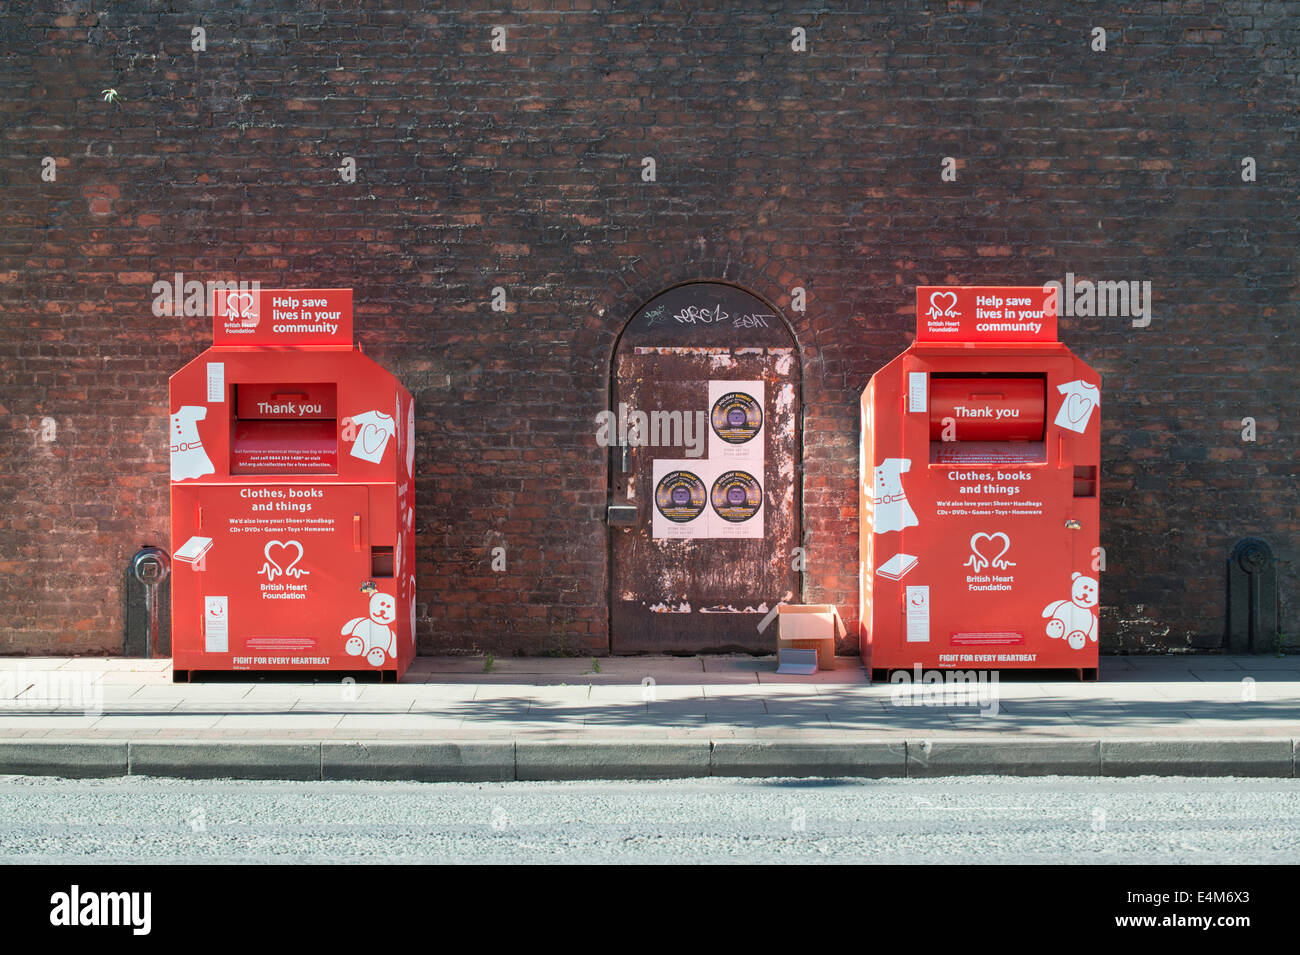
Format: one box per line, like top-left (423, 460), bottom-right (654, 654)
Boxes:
top-left (859, 286), bottom-right (1101, 678)
top-left (169, 289), bottom-right (416, 680)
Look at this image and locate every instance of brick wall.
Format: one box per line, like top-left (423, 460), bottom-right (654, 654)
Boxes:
top-left (0, 1), bottom-right (1295, 655)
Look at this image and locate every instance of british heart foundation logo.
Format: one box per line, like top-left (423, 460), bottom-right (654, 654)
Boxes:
top-left (925, 291), bottom-right (959, 320)
top-left (963, 532), bottom-right (1016, 573)
top-left (259, 539), bottom-right (309, 582)
top-left (221, 289), bottom-right (259, 328)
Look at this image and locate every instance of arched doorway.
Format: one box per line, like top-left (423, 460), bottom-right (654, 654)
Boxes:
top-left (607, 282), bottom-right (802, 653)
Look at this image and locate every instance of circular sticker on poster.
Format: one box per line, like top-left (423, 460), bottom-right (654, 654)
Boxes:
top-left (654, 469), bottom-right (707, 523)
top-left (710, 391), bottom-right (763, 445)
top-left (711, 470), bottom-right (763, 523)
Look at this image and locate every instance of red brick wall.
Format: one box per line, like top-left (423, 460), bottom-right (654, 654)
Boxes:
top-left (1, 3), bottom-right (1295, 655)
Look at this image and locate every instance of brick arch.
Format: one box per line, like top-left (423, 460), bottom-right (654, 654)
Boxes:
top-left (587, 242), bottom-right (808, 362)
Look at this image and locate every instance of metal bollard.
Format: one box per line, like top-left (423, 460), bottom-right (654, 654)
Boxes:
top-left (1227, 537), bottom-right (1279, 654)
top-left (130, 547), bottom-right (171, 658)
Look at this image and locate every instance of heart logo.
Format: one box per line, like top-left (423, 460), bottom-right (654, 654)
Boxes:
top-left (967, 532), bottom-right (1015, 572)
top-left (261, 539), bottom-right (308, 581)
top-left (929, 291), bottom-right (958, 317)
top-left (1067, 393), bottom-right (1091, 424)
top-left (225, 291), bottom-right (258, 327)
top-left (361, 424), bottom-right (385, 456)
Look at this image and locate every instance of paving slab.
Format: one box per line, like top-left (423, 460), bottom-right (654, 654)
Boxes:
top-left (0, 714), bottom-right (105, 730)
top-left (1195, 668), bottom-right (1300, 682)
top-left (588, 684), bottom-right (706, 702)
top-left (213, 714), bottom-right (343, 730)
top-left (334, 713), bottom-right (465, 732)
top-left (92, 714), bottom-right (223, 731)
top-left (130, 683), bottom-right (253, 700)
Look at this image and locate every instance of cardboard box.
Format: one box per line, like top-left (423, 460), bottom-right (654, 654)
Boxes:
top-left (776, 604), bottom-right (845, 670)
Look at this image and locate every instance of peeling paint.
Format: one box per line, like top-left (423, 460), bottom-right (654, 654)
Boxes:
top-left (648, 601), bottom-right (692, 613)
top-left (776, 381), bottom-right (795, 414)
top-left (634, 346), bottom-right (733, 356)
top-left (701, 603), bottom-right (770, 614)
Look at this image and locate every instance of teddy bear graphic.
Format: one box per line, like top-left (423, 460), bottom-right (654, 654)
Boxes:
top-left (341, 591), bottom-right (398, 667)
top-left (1042, 572), bottom-right (1099, 650)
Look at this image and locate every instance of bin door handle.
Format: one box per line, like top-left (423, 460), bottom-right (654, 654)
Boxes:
top-left (353, 513), bottom-right (362, 551)
top-left (195, 505), bottom-right (203, 529)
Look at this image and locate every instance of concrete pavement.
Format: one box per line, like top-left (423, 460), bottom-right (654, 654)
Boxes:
top-left (0, 654), bottom-right (1297, 779)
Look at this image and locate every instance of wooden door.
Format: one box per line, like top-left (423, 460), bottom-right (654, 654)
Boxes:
top-left (608, 283), bottom-right (801, 652)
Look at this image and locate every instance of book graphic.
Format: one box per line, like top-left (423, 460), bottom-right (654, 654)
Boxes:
top-left (876, 552), bottom-right (918, 581)
top-left (174, 536), bottom-right (213, 566)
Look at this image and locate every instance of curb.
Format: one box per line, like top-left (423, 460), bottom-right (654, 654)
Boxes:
top-left (906, 739), bottom-right (1100, 777)
top-left (516, 740), bottom-right (710, 780)
top-left (130, 741), bottom-right (320, 780)
top-left (0, 738), bottom-right (1295, 781)
top-left (710, 740), bottom-right (907, 778)
top-left (0, 741), bottom-right (128, 779)
top-left (322, 741), bottom-right (514, 782)
top-left (1099, 739), bottom-right (1295, 778)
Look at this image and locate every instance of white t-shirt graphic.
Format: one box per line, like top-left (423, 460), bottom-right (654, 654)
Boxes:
top-left (349, 410), bottom-right (396, 463)
top-left (170, 405), bottom-right (215, 481)
top-left (1054, 380), bottom-right (1100, 434)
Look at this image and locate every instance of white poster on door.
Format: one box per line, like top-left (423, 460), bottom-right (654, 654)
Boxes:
top-left (708, 380), bottom-right (764, 463)
top-left (652, 458), bottom-right (712, 540)
top-left (707, 465), bottom-right (764, 539)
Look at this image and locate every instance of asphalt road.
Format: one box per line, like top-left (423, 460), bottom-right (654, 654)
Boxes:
top-left (1, 774), bottom-right (1298, 864)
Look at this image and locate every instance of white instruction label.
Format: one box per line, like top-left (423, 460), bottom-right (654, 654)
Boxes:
top-left (905, 585), bottom-right (930, 643)
top-left (204, 596), bottom-right (229, 653)
top-left (908, 372), bottom-right (927, 413)
top-left (206, 362), bottom-right (225, 403)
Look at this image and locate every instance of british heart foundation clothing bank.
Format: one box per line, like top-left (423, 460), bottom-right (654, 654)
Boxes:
top-left (859, 286), bottom-right (1101, 679)
top-left (169, 289), bottom-right (415, 680)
